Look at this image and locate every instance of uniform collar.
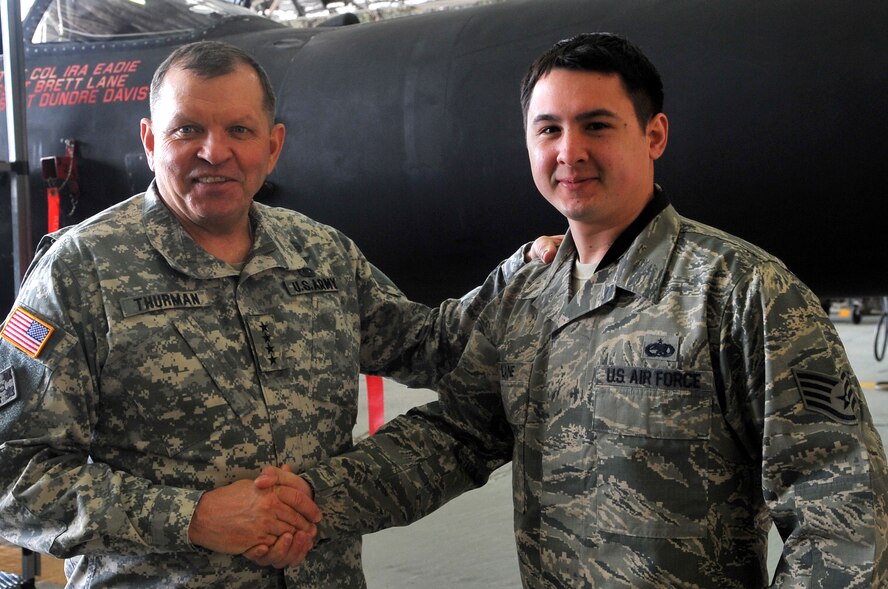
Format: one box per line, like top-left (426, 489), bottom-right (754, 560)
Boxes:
top-left (534, 188), bottom-right (681, 327)
top-left (596, 186), bottom-right (669, 271)
top-left (142, 181), bottom-right (307, 279)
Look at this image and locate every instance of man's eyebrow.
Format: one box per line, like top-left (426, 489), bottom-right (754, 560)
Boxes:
top-left (531, 113), bottom-right (561, 125)
top-left (530, 109), bottom-right (618, 125)
top-left (576, 109), bottom-right (618, 121)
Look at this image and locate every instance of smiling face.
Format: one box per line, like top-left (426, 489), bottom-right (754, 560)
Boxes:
top-left (525, 69), bottom-right (667, 234)
top-left (140, 63), bottom-right (284, 236)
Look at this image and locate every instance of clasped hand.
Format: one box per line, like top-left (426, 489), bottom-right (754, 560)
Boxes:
top-left (188, 465), bottom-right (319, 569)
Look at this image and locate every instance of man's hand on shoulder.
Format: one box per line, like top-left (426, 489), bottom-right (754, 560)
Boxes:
top-left (525, 235), bottom-right (563, 264)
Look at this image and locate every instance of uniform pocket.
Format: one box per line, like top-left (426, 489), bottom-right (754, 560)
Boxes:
top-left (275, 289), bottom-right (356, 462)
top-left (591, 365), bottom-right (713, 538)
top-left (107, 321), bottom-right (240, 458)
top-left (501, 361), bottom-right (534, 515)
top-left (500, 361), bottom-right (533, 427)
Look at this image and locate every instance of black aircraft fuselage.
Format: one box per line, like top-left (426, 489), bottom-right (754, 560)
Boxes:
top-left (2, 0), bottom-right (887, 314)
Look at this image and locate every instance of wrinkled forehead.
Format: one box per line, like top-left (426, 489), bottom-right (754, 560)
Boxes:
top-left (152, 64), bottom-right (270, 122)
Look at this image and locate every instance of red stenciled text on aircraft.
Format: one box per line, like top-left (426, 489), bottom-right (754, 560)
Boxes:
top-left (0, 60), bottom-right (149, 111)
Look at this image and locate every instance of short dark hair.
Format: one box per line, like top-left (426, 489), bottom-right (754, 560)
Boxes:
top-left (520, 33), bottom-right (664, 130)
top-left (150, 41), bottom-right (277, 124)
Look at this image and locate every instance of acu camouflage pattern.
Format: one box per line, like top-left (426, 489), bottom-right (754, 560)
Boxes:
top-left (0, 183), bottom-right (525, 588)
top-left (303, 203), bottom-right (888, 588)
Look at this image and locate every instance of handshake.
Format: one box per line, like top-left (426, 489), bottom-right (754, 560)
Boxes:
top-left (188, 465), bottom-right (321, 569)
top-left (182, 234), bottom-right (568, 570)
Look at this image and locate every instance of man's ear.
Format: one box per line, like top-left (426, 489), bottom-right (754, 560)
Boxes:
top-left (140, 118), bottom-right (156, 171)
top-left (648, 113), bottom-right (668, 160)
top-left (266, 123), bottom-right (286, 174)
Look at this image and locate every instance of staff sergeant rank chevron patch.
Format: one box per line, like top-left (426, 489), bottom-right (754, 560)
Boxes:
top-left (792, 368), bottom-right (858, 425)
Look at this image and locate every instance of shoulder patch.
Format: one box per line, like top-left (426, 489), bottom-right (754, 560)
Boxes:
top-left (0, 366), bottom-right (16, 408)
top-left (793, 368), bottom-right (859, 425)
top-left (1, 307), bottom-right (55, 359)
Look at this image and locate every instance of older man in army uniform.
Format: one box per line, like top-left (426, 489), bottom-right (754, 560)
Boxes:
top-left (0, 41), bottom-right (549, 587)
top-left (272, 33), bottom-right (888, 587)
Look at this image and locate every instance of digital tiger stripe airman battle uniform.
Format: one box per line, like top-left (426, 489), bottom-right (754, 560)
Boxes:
top-left (0, 183), bottom-right (526, 588)
top-left (302, 195), bottom-right (888, 588)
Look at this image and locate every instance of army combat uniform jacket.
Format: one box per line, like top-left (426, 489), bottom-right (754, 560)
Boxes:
top-left (0, 184), bottom-right (525, 588)
top-left (303, 196), bottom-right (888, 588)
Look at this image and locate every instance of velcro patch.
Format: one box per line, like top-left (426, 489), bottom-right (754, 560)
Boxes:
top-left (119, 291), bottom-right (209, 318)
top-left (642, 335), bottom-right (679, 361)
top-left (793, 368), bottom-right (858, 425)
top-left (1, 307), bottom-right (55, 359)
top-left (0, 366), bottom-right (17, 409)
top-left (595, 365), bottom-right (710, 390)
top-left (284, 275), bottom-right (339, 296)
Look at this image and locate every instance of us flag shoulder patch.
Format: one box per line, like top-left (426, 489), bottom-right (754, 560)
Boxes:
top-left (1, 307), bottom-right (55, 359)
top-left (792, 368), bottom-right (858, 425)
